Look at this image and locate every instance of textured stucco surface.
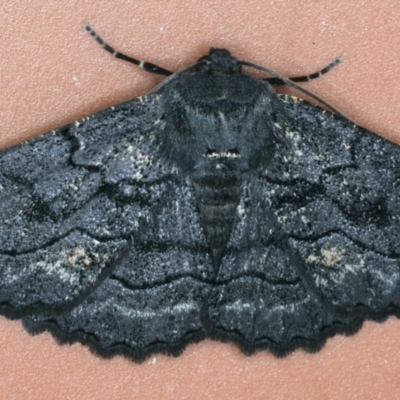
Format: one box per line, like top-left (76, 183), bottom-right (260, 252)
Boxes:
top-left (1, 2), bottom-right (400, 399)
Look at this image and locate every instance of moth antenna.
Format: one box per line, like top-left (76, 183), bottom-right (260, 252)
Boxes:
top-left (265, 57), bottom-right (343, 85)
top-left (240, 58), bottom-right (356, 124)
top-left (84, 24), bottom-right (173, 76)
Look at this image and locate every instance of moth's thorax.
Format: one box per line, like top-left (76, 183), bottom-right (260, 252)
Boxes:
top-left (160, 72), bottom-right (278, 177)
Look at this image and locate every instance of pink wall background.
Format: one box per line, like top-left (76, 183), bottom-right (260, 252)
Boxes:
top-left (1, 2), bottom-right (400, 399)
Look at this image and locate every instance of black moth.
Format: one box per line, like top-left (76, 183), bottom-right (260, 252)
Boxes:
top-left (1, 25), bottom-right (400, 362)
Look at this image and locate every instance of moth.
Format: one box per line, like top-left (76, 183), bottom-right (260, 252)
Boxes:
top-left (1, 25), bottom-right (399, 361)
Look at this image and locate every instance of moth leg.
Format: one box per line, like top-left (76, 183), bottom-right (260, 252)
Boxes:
top-left (84, 24), bottom-right (173, 76)
top-left (265, 57), bottom-right (342, 85)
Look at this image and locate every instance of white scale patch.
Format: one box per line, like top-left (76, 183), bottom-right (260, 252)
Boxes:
top-left (92, 300), bottom-right (198, 319)
top-left (205, 151), bottom-right (240, 159)
top-left (225, 295), bottom-right (311, 314)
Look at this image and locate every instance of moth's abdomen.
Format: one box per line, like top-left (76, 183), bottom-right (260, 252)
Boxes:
top-left (194, 174), bottom-right (242, 270)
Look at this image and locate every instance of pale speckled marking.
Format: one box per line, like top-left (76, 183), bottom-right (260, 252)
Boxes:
top-left (301, 215), bottom-right (310, 225)
top-left (306, 244), bottom-right (367, 276)
top-left (373, 269), bottom-right (400, 288)
top-left (126, 145), bottom-right (134, 153)
top-left (2, 257), bottom-right (81, 290)
top-left (320, 247), bottom-right (344, 267)
top-left (294, 149), bottom-right (303, 157)
top-left (237, 203), bottom-right (246, 217)
top-left (285, 130), bottom-right (296, 139)
top-left (306, 248), bottom-right (343, 267)
top-left (91, 299), bottom-right (198, 319)
top-left (224, 295), bottom-right (311, 314)
top-left (205, 151), bottom-right (240, 159)
top-left (67, 247), bottom-right (92, 267)
top-left (130, 152), bottom-right (154, 180)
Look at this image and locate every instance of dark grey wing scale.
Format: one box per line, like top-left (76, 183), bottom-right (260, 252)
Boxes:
top-left (1, 33), bottom-right (400, 361)
top-left (0, 122), bottom-right (127, 317)
top-left (0, 95), bottom-right (213, 359)
top-left (205, 95), bottom-right (400, 356)
top-left (268, 94), bottom-right (400, 315)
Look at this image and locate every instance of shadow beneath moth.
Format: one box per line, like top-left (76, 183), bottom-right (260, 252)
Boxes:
top-left (1, 25), bottom-right (399, 362)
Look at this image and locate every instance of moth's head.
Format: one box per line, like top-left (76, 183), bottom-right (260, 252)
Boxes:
top-left (195, 48), bottom-right (242, 75)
